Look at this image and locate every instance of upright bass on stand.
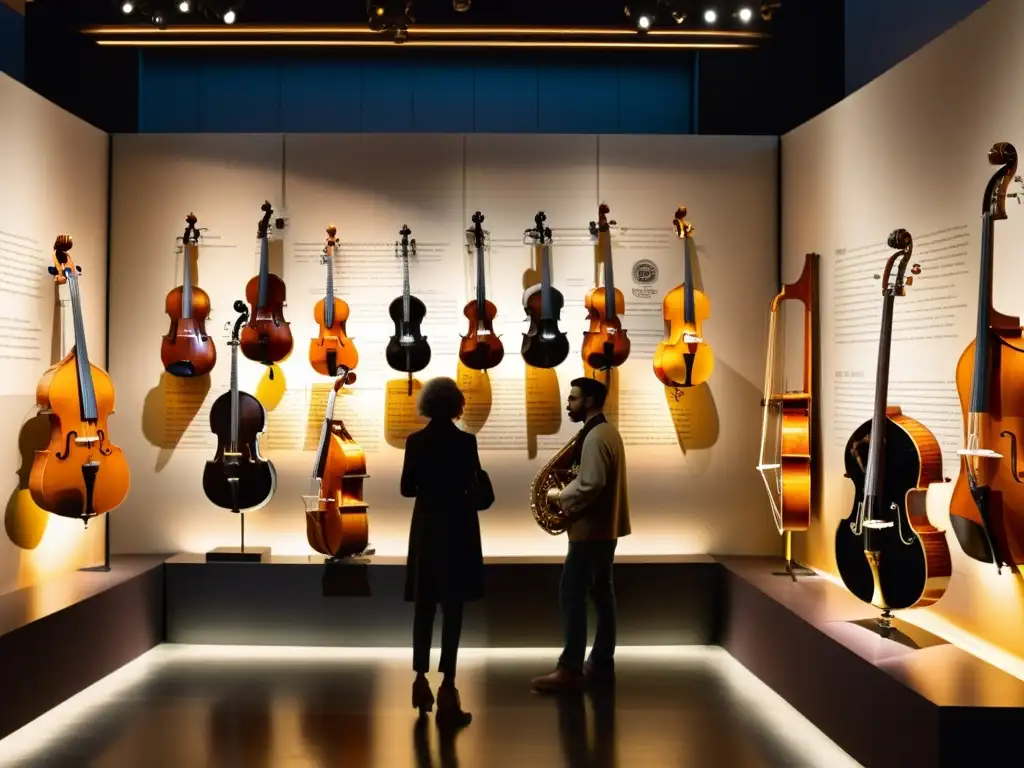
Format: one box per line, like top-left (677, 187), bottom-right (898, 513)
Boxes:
top-left (951, 141), bottom-right (1024, 572)
top-left (30, 236), bottom-right (131, 523)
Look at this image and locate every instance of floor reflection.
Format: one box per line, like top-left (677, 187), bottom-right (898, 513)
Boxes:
top-left (0, 646), bottom-right (862, 768)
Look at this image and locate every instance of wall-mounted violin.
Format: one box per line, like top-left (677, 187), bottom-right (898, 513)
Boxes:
top-left (951, 142), bottom-right (1024, 572)
top-left (459, 211), bottom-right (504, 371)
top-left (582, 203), bottom-right (631, 371)
top-left (240, 201), bottom-right (293, 367)
top-left (203, 300), bottom-right (277, 514)
top-left (834, 230), bottom-right (950, 623)
top-left (653, 206), bottom-right (714, 388)
top-left (161, 213), bottom-right (216, 378)
top-left (304, 369), bottom-right (370, 559)
top-left (309, 224), bottom-right (358, 377)
top-left (30, 236), bottom-right (131, 523)
top-left (521, 211), bottom-right (568, 369)
top-left (385, 224), bottom-right (431, 374)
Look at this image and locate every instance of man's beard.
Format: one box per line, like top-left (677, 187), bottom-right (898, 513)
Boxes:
top-left (567, 407), bottom-right (585, 422)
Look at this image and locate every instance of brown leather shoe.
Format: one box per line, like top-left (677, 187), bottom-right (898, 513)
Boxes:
top-left (584, 661), bottom-right (615, 685)
top-left (531, 666), bottom-right (584, 693)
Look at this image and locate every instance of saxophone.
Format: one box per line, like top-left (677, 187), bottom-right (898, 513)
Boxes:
top-left (530, 432), bottom-right (581, 535)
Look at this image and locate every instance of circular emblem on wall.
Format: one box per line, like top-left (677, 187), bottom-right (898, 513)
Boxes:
top-left (632, 259), bottom-right (658, 284)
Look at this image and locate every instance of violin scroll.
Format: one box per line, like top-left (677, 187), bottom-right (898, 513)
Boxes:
top-left (984, 142), bottom-right (1018, 221)
top-left (525, 211), bottom-right (552, 245)
top-left (257, 201), bottom-right (273, 239)
top-left (231, 300), bottom-right (249, 340)
top-left (49, 236), bottom-right (81, 282)
top-left (672, 207), bottom-right (694, 239)
top-left (881, 229), bottom-right (914, 295)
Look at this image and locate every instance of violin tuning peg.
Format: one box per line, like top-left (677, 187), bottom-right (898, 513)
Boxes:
top-left (76, 265), bottom-right (82, 273)
top-left (905, 276), bottom-right (913, 286)
top-left (48, 266), bottom-right (58, 275)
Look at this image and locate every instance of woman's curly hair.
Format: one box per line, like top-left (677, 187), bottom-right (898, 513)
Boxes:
top-left (417, 376), bottom-right (466, 421)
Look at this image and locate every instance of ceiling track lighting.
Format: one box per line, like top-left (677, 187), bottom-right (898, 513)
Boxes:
top-left (119, 0), bottom-right (241, 27)
top-left (625, 2), bottom-right (780, 31)
top-left (367, 1), bottom-right (415, 44)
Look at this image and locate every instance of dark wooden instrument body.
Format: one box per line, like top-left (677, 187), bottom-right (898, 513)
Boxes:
top-left (310, 296), bottom-right (358, 376)
top-left (161, 284), bottom-right (216, 378)
top-left (241, 271), bottom-right (293, 364)
top-left (582, 286), bottom-right (631, 370)
top-left (386, 294), bottom-right (431, 373)
top-left (203, 389), bottom-right (277, 513)
top-left (522, 286), bottom-right (569, 368)
top-left (835, 408), bottom-right (950, 610)
top-left (460, 298), bottom-right (504, 371)
top-left (30, 237), bottom-right (130, 523)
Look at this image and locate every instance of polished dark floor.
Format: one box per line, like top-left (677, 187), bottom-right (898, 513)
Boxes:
top-left (0, 646), bottom-right (861, 768)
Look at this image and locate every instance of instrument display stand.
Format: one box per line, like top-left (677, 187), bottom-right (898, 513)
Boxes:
top-left (843, 609), bottom-right (950, 651)
top-left (323, 544), bottom-right (376, 564)
top-left (206, 513), bottom-right (270, 563)
top-left (771, 530), bottom-right (816, 582)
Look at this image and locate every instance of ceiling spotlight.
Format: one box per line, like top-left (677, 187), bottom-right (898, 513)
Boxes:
top-left (670, 9), bottom-right (687, 23)
top-left (178, 0), bottom-right (191, 12)
top-left (223, 8), bottom-right (236, 24)
top-left (637, 14), bottom-right (652, 30)
top-left (121, 1), bottom-right (133, 13)
top-left (152, 12), bottom-right (166, 28)
top-left (452, 0), bottom-right (471, 10)
top-left (737, 6), bottom-right (753, 22)
top-left (703, 8), bottom-right (718, 23)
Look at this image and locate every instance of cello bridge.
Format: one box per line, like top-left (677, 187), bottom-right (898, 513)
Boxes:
top-left (74, 436), bottom-right (99, 445)
top-left (682, 332), bottom-right (703, 344)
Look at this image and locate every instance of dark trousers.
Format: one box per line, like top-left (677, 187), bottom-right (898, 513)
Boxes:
top-left (558, 539), bottom-right (618, 673)
top-left (413, 600), bottom-right (464, 677)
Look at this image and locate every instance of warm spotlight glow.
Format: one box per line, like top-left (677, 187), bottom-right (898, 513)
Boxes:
top-left (178, 0), bottom-right (190, 11)
top-left (704, 9), bottom-right (718, 23)
top-left (637, 15), bottom-right (652, 30)
top-left (223, 9), bottom-right (236, 24)
top-left (738, 7), bottom-right (753, 22)
top-left (121, 2), bottom-right (133, 13)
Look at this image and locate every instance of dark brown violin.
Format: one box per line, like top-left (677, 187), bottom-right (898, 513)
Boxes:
top-left (582, 203), bottom-right (630, 371)
top-left (385, 225), bottom-right (431, 374)
top-left (951, 142), bottom-right (1024, 571)
top-left (459, 211), bottom-right (504, 371)
top-left (161, 213), bottom-right (216, 378)
top-left (303, 368), bottom-right (370, 559)
top-left (240, 201), bottom-right (293, 367)
top-left (521, 211), bottom-right (569, 369)
top-left (203, 301), bottom-right (277, 513)
top-left (309, 224), bottom-right (358, 377)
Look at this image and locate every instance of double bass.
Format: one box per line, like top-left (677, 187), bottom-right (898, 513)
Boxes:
top-left (951, 141), bottom-right (1024, 572)
top-left (309, 224), bottom-right (358, 377)
top-left (203, 301), bottom-right (277, 513)
top-left (161, 213), bottom-right (216, 377)
top-left (521, 211), bottom-right (569, 369)
top-left (240, 201), bottom-right (293, 367)
top-left (459, 211), bottom-right (504, 371)
top-left (582, 203), bottom-right (631, 371)
top-left (653, 207), bottom-right (714, 388)
top-left (834, 230), bottom-right (951, 623)
top-left (756, 253), bottom-right (819, 571)
top-left (385, 225), bottom-right (431, 374)
top-left (303, 369), bottom-right (370, 559)
top-left (29, 236), bottom-right (131, 523)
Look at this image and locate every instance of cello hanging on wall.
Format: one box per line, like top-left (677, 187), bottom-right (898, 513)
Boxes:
top-left (756, 252), bottom-right (819, 579)
top-left (521, 211), bottom-right (569, 369)
top-left (29, 236), bottom-right (131, 524)
top-left (459, 211), bottom-right (504, 371)
top-left (303, 369), bottom-right (370, 560)
top-left (240, 201), bottom-right (293, 369)
top-left (161, 213), bottom-right (216, 378)
top-left (951, 141), bottom-right (1024, 572)
top-left (653, 206), bottom-right (714, 388)
top-left (582, 203), bottom-right (631, 373)
top-left (385, 224), bottom-right (431, 376)
top-left (203, 301), bottom-right (277, 514)
top-left (834, 230), bottom-right (951, 628)
top-left (309, 224), bottom-right (358, 378)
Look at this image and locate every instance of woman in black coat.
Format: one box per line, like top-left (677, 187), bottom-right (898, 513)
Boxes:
top-left (401, 376), bottom-right (485, 729)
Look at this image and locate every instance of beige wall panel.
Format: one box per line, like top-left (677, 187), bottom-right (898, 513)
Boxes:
top-left (0, 74), bottom-right (108, 594)
top-left (109, 132), bottom-right (778, 559)
top-left (781, 0), bottom-right (1024, 666)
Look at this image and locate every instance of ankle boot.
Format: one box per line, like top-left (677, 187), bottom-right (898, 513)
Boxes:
top-left (436, 681), bottom-right (472, 729)
top-left (412, 675), bottom-right (434, 715)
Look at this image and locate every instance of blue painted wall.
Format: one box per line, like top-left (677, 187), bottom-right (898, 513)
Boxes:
top-left (0, 3), bottom-right (24, 82)
top-left (845, 0), bottom-right (990, 94)
top-left (138, 52), bottom-right (695, 134)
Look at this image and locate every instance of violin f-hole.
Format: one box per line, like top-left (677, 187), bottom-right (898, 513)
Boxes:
top-left (1000, 430), bottom-right (1024, 484)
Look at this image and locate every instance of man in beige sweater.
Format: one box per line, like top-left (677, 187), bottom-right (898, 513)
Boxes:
top-left (531, 377), bottom-right (630, 693)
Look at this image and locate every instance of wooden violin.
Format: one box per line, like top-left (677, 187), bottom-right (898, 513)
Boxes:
top-left (240, 201), bottom-right (293, 367)
top-left (303, 368), bottom-right (370, 559)
top-left (951, 141), bottom-right (1024, 572)
top-left (459, 211), bottom-right (504, 371)
top-left (309, 224), bottom-right (358, 377)
top-left (385, 225), bottom-right (431, 374)
top-left (757, 253), bottom-right (819, 538)
top-left (653, 207), bottom-right (714, 388)
top-left (161, 213), bottom-right (216, 378)
top-left (521, 211), bottom-right (569, 369)
top-left (29, 236), bottom-right (130, 523)
top-left (834, 230), bottom-right (950, 620)
top-left (582, 203), bottom-right (631, 371)
top-left (202, 300), bottom-right (277, 514)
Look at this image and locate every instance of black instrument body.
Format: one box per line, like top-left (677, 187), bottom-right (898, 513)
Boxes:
top-left (385, 224), bottom-right (431, 374)
top-left (521, 211), bottom-right (569, 369)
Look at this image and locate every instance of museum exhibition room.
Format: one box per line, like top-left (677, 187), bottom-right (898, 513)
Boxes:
top-left (0, 0), bottom-right (1022, 765)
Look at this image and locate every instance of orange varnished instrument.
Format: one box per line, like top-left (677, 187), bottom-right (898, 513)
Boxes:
top-left (951, 142), bottom-right (1024, 572)
top-left (29, 236), bottom-right (130, 523)
top-left (459, 211), bottom-right (504, 371)
top-left (653, 207), bottom-right (714, 388)
top-left (303, 368), bottom-right (370, 559)
top-left (240, 201), bottom-right (293, 367)
top-left (161, 213), bottom-right (216, 378)
top-left (582, 203), bottom-right (630, 371)
top-left (757, 253), bottom-right (819, 576)
top-left (309, 224), bottom-right (358, 377)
